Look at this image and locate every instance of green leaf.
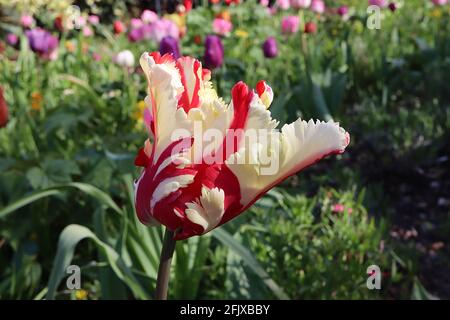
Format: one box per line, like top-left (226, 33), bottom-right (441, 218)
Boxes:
top-left (411, 277), bottom-right (439, 300)
top-left (0, 189), bottom-right (62, 219)
top-left (213, 228), bottom-right (289, 300)
top-left (0, 182), bottom-right (123, 220)
top-left (46, 224), bottom-right (149, 300)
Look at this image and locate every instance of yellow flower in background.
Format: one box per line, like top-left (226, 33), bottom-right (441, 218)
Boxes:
top-left (31, 92), bottom-right (43, 111)
top-left (65, 41), bottom-right (76, 53)
top-left (75, 289), bottom-right (88, 300)
top-left (165, 13), bottom-right (186, 37)
top-left (430, 8), bottom-right (442, 19)
top-left (132, 100), bottom-right (146, 127)
top-left (234, 29), bottom-right (249, 38)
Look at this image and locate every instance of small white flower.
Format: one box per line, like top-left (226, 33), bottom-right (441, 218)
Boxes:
top-left (115, 50), bottom-right (135, 68)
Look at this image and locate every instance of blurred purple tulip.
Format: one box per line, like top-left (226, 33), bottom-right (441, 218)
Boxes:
top-left (25, 28), bottom-right (59, 60)
top-left (159, 36), bottom-right (180, 59)
top-left (203, 35), bottom-right (224, 70)
top-left (262, 37), bottom-right (278, 58)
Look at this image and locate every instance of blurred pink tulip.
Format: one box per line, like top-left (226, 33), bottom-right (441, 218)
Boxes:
top-left (88, 15), bottom-right (100, 25)
top-left (83, 26), bottom-right (93, 37)
top-left (291, 0), bottom-right (311, 9)
top-left (277, 0), bottom-right (291, 10)
top-left (281, 16), bottom-right (300, 34)
top-left (310, 0), bottom-right (325, 13)
top-left (368, 0), bottom-right (387, 7)
top-left (20, 15), bottom-right (34, 28)
top-left (212, 18), bottom-right (233, 36)
top-left (431, 0), bottom-right (448, 5)
top-left (141, 10), bottom-right (158, 23)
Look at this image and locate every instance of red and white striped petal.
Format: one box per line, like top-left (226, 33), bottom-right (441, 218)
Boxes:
top-left (139, 52), bottom-right (192, 163)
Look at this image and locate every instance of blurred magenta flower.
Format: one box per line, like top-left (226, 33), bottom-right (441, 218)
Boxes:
top-left (212, 18), bottom-right (233, 36)
top-left (0, 87), bottom-right (8, 128)
top-left (128, 27), bottom-right (143, 42)
top-left (304, 21), bottom-right (317, 34)
top-left (160, 36), bottom-right (181, 59)
top-left (332, 204), bottom-right (345, 213)
top-left (115, 50), bottom-right (135, 67)
top-left (114, 20), bottom-right (126, 34)
top-left (431, 0), bottom-right (448, 5)
top-left (20, 15), bottom-right (34, 28)
top-left (141, 10), bottom-right (158, 23)
top-left (291, 0), bottom-right (311, 9)
top-left (277, 0), bottom-right (291, 9)
top-left (88, 15), bottom-right (100, 25)
top-left (281, 16), bottom-right (300, 34)
top-left (368, 0), bottom-right (387, 7)
top-left (6, 33), bottom-right (18, 47)
top-left (203, 35), bottom-right (224, 69)
top-left (134, 52), bottom-right (349, 239)
top-left (262, 37), bottom-right (278, 58)
top-left (26, 28), bottom-right (59, 60)
top-left (337, 6), bottom-right (349, 17)
top-left (310, 0), bottom-right (325, 13)
top-left (92, 52), bottom-right (102, 61)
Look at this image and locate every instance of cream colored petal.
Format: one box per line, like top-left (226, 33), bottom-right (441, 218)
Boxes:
top-left (227, 119), bottom-right (349, 207)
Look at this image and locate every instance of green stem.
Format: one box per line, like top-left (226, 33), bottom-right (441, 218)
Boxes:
top-left (155, 228), bottom-right (176, 300)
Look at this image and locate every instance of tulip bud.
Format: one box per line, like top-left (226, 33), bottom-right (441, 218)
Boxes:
top-left (203, 35), bottom-right (224, 70)
top-left (337, 6), bottom-right (349, 17)
top-left (368, 0), bottom-right (387, 7)
top-left (281, 16), bottom-right (300, 34)
top-left (388, 2), bottom-right (397, 11)
top-left (291, 0), bottom-right (312, 8)
top-left (262, 37), bottom-right (278, 59)
top-left (0, 87), bottom-right (8, 128)
top-left (113, 20), bottom-right (125, 34)
top-left (6, 33), bottom-right (18, 47)
top-left (304, 22), bottom-right (317, 34)
top-left (128, 27), bottom-right (143, 42)
top-left (88, 15), bottom-right (100, 25)
top-left (431, 0), bottom-right (448, 5)
top-left (159, 36), bottom-right (181, 59)
top-left (20, 15), bottom-right (34, 28)
top-left (26, 28), bottom-right (59, 60)
top-left (115, 50), bottom-right (135, 67)
top-left (256, 80), bottom-right (274, 108)
top-left (310, 0), bottom-right (325, 13)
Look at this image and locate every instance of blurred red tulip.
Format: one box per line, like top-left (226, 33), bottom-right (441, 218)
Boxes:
top-left (54, 16), bottom-right (64, 32)
top-left (0, 87), bottom-right (8, 128)
top-left (184, 0), bottom-right (193, 11)
top-left (304, 22), bottom-right (317, 34)
top-left (113, 20), bottom-right (125, 34)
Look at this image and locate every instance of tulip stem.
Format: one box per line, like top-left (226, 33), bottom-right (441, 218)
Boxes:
top-left (155, 228), bottom-right (176, 300)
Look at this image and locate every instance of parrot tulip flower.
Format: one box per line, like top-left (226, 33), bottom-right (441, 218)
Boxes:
top-left (134, 52), bottom-right (350, 240)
